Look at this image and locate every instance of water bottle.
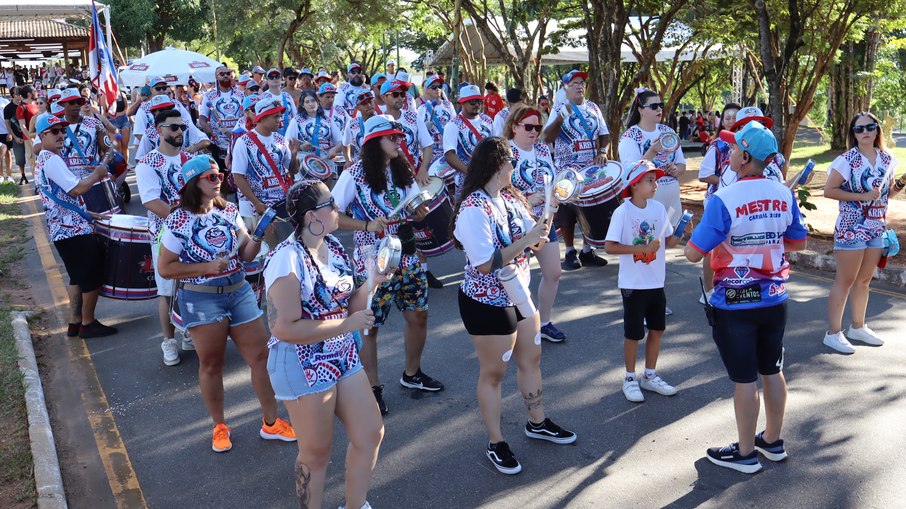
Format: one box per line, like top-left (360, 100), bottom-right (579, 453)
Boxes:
top-left (798, 159), bottom-right (815, 185)
top-left (674, 210), bottom-right (693, 238)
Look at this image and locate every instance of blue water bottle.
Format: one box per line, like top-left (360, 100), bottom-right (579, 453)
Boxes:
top-left (798, 159), bottom-right (816, 185)
top-left (674, 210), bottom-right (693, 238)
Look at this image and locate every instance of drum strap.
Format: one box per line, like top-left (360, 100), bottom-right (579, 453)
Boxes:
top-left (247, 131), bottom-right (290, 194)
top-left (459, 114), bottom-right (483, 143)
top-left (312, 115), bottom-right (323, 158)
top-left (65, 123), bottom-right (97, 167)
top-left (571, 104), bottom-right (597, 145)
top-left (42, 180), bottom-right (93, 222)
top-left (426, 102), bottom-right (443, 136)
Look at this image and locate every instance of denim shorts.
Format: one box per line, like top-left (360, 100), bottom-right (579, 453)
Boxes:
top-left (177, 272), bottom-right (262, 329)
top-left (834, 234), bottom-right (883, 251)
top-left (267, 340), bottom-right (363, 400)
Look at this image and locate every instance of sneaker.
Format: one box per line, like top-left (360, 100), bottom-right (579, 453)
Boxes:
top-left (66, 322), bottom-right (80, 337)
top-left (5, 176), bottom-right (13, 184)
top-left (846, 325), bottom-right (884, 346)
top-left (78, 320), bottom-right (118, 338)
top-left (161, 338), bottom-right (180, 366)
top-left (699, 289), bottom-right (713, 305)
top-left (524, 418), bottom-right (577, 444)
top-left (486, 441), bottom-right (522, 474)
top-left (425, 270), bottom-right (444, 289)
top-left (665, 306), bottom-right (673, 316)
top-left (706, 442), bottom-right (762, 474)
top-left (578, 249), bottom-right (608, 267)
top-left (260, 417), bottom-right (297, 442)
top-left (212, 423), bottom-right (232, 453)
top-left (372, 385), bottom-right (388, 416)
top-left (562, 250), bottom-right (581, 271)
top-left (640, 373), bottom-right (678, 396)
top-left (754, 431), bottom-right (787, 462)
top-left (823, 331), bottom-right (855, 354)
top-left (540, 322), bottom-right (566, 343)
top-left (180, 331), bottom-right (195, 351)
top-left (622, 377), bottom-right (644, 402)
top-left (400, 369), bottom-right (445, 391)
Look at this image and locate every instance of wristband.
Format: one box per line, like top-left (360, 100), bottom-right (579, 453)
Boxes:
top-left (364, 220), bottom-right (370, 232)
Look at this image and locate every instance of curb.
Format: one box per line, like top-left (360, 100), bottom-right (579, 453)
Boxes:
top-left (12, 311), bottom-right (68, 509)
top-left (787, 250), bottom-right (906, 287)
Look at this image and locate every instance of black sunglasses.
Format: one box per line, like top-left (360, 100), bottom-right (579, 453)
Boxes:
top-left (505, 156), bottom-right (518, 165)
top-left (853, 123), bottom-right (878, 134)
top-left (161, 123), bottom-right (187, 131)
top-left (427, 85), bottom-right (442, 90)
top-left (349, 69), bottom-right (362, 75)
top-left (153, 86), bottom-right (168, 92)
top-left (387, 91), bottom-right (405, 98)
top-left (47, 127), bottom-right (66, 136)
top-left (644, 102), bottom-right (666, 111)
top-left (305, 196), bottom-right (335, 213)
top-left (519, 123), bottom-right (543, 132)
top-left (466, 99), bottom-right (482, 106)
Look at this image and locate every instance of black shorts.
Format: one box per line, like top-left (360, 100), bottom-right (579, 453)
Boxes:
top-left (712, 303), bottom-right (787, 383)
top-left (554, 203), bottom-right (578, 228)
top-left (458, 288), bottom-right (525, 336)
top-left (621, 288), bottom-right (666, 340)
top-left (12, 139), bottom-right (25, 166)
top-left (0, 135), bottom-right (11, 149)
top-left (54, 234), bottom-right (105, 293)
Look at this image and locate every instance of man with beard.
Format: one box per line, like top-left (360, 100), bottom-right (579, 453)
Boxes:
top-left (57, 88), bottom-right (112, 179)
top-left (443, 83), bottom-right (493, 198)
top-left (337, 62), bottom-right (368, 112)
top-left (136, 95), bottom-right (210, 160)
top-left (342, 90), bottom-right (378, 163)
top-left (263, 68), bottom-right (296, 136)
top-left (298, 67), bottom-right (316, 93)
top-left (199, 65), bottom-right (243, 168)
top-left (135, 108), bottom-right (194, 365)
top-left (134, 76), bottom-right (192, 145)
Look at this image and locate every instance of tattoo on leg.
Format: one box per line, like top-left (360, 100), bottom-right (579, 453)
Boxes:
top-left (71, 292), bottom-right (83, 322)
top-left (295, 461), bottom-right (311, 509)
top-left (523, 388), bottom-right (543, 411)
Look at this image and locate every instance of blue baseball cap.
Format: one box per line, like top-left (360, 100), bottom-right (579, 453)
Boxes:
top-left (424, 75), bottom-right (444, 89)
top-left (242, 94), bottom-right (261, 111)
top-left (317, 83), bottom-right (337, 96)
top-left (380, 79), bottom-right (408, 96)
top-left (370, 73), bottom-right (386, 86)
top-left (179, 155), bottom-right (218, 191)
top-left (719, 120), bottom-right (778, 162)
top-left (562, 70), bottom-right (588, 85)
top-left (36, 114), bottom-right (69, 135)
top-left (148, 75), bottom-right (169, 88)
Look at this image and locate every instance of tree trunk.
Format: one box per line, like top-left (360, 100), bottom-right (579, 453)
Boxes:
top-left (828, 46), bottom-right (855, 150)
top-left (754, 0), bottom-right (787, 161)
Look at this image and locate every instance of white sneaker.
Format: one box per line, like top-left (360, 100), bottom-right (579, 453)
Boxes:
top-left (846, 325), bottom-right (884, 346)
top-left (823, 331), bottom-right (855, 354)
top-left (640, 374), bottom-right (678, 396)
top-left (622, 377), bottom-right (644, 402)
top-left (699, 289), bottom-right (713, 305)
top-left (665, 306), bottom-right (673, 316)
top-left (5, 176), bottom-right (13, 184)
top-left (180, 331), bottom-right (195, 351)
top-left (161, 338), bottom-right (180, 366)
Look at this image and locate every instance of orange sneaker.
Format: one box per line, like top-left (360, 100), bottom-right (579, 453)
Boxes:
top-left (259, 417), bottom-right (297, 442)
top-left (212, 423), bottom-right (232, 453)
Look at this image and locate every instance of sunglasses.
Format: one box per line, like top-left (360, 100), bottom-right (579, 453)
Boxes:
top-left (385, 134), bottom-right (403, 143)
top-left (519, 123), bottom-right (543, 132)
top-left (307, 196), bottom-right (335, 212)
top-left (153, 86), bottom-right (168, 92)
top-left (387, 91), bottom-right (405, 98)
top-left (202, 173), bottom-right (224, 184)
top-left (267, 74), bottom-right (282, 80)
top-left (46, 127), bottom-right (66, 136)
top-left (505, 156), bottom-right (518, 165)
top-left (286, 76), bottom-right (297, 80)
top-left (349, 69), bottom-right (362, 75)
top-left (161, 123), bottom-right (187, 131)
top-left (466, 99), bottom-right (482, 106)
top-left (643, 102), bottom-right (666, 111)
top-left (853, 123), bottom-right (878, 134)
top-left (216, 72), bottom-right (232, 77)
top-left (427, 85), bottom-right (442, 90)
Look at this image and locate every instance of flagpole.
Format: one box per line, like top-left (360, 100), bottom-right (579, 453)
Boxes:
top-left (103, 2), bottom-right (114, 65)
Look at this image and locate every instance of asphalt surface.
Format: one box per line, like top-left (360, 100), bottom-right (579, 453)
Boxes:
top-left (28, 176), bottom-right (906, 508)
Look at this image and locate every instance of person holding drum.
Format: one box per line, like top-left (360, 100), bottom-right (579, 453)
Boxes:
top-left (57, 88), bottom-right (112, 179)
top-left (157, 155), bottom-right (296, 453)
top-left (264, 179), bottom-right (384, 509)
top-left (231, 96), bottom-right (301, 247)
top-left (503, 104), bottom-right (567, 343)
top-left (342, 90), bottom-right (378, 163)
top-left (136, 108), bottom-right (194, 366)
top-left (823, 112), bottom-right (902, 354)
top-left (542, 70), bottom-right (612, 271)
top-left (199, 65), bottom-right (243, 169)
top-left (34, 115), bottom-right (118, 339)
top-left (416, 74), bottom-right (455, 188)
top-left (133, 76), bottom-right (192, 146)
top-left (451, 137), bottom-right (576, 475)
top-left (285, 90), bottom-right (344, 162)
top-left (332, 115), bottom-right (444, 416)
top-left (443, 84), bottom-right (494, 199)
top-left (136, 95), bottom-right (211, 160)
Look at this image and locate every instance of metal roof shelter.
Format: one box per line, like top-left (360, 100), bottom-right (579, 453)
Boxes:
top-left (0, 1), bottom-right (112, 65)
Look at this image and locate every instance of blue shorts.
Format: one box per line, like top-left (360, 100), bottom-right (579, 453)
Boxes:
top-left (547, 227), bottom-right (559, 243)
top-left (177, 272), bottom-right (263, 329)
top-left (834, 234), bottom-right (883, 251)
top-left (108, 115), bottom-right (131, 130)
top-left (267, 340), bottom-right (363, 400)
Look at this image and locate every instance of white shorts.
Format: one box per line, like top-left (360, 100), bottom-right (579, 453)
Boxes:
top-left (151, 240), bottom-right (175, 297)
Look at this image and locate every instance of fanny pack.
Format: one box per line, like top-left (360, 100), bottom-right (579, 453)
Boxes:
top-left (396, 223), bottom-right (417, 255)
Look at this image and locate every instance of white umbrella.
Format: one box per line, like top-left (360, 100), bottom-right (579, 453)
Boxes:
top-left (118, 47), bottom-right (222, 87)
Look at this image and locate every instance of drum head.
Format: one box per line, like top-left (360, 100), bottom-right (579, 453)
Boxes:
top-left (421, 177), bottom-right (446, 200)
top-left (553, 169), bottom-right (582, 203)
top-left (106, 214), bottom-right (149, 230)
top-left (301, 154), bottom-right (334, 180)
top-left (577, 161), bottom-right (623, 202)
top-left (660, 132), bottom-right (680, 153)
top-left (376, 236), bottom-right (402, 274)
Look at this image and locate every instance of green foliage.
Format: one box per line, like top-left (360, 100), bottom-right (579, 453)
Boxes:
top-left (109, 0), bottom-right (208, 51)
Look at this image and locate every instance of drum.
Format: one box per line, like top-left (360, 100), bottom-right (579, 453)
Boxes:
top-left (575, 198), bottom-right (621, 249)
top-left (95, 215), bottom-right (157, 300)
top-left (410, 177), bottom-right (455, 256)
top-left (300, 153), bottom-right (336, 181)
top-left (244, 241), bottom-right (270, 307)
top-left (106, 151), bottom-right (128, 179)
top-left (428, 158), bottom-right (457, 188)
top-left (552, 168), bottom-right (583, 204)
top-left (83, 177), bottom-right (122, 215)
top-left (575, 161), bottom-right (624, 207)
top-left (659, 132), bottom-right (681, 153)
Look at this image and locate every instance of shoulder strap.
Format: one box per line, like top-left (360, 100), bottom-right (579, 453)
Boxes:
top-left (458, 114), bottom-right (483, 142)
top-left (572, 104), bottom-right (596, 143)
top-left (312, 115), bottom-right (322, 157)
top-left (246, 131), bottom-right (290, 194)
top-left (42, 178), bottom-right (93, 222)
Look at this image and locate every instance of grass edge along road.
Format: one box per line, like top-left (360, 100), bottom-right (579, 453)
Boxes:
top-left (0, 180), bottom-right (37, 508)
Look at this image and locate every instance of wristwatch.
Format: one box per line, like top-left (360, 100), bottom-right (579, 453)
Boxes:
top-left (597, 148), bottom-right (607, 154)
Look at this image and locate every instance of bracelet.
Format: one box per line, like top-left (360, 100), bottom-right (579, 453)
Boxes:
top-left (896, 178), bottom-right (906, 191)
top-left (364, 220), bottom-right (370, 232)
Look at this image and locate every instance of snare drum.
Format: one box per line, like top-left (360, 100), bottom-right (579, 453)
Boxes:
top-left (300, 153), bottom-right (336, 181)
top-left (428, 158), bottom-right (457, 189)
top-left (95, 214), bottom-right (157, 300)
top-left (410, 177), bottom-right (455, 256)
top-left (244, 241), bottom-right (270, 307)
top-left (84, 176), bottom-right (122, 215)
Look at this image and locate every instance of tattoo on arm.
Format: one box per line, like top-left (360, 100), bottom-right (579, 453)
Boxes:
top-left (266, 293), bottom-right (278, 333)
top-left (295, 461), bottom-right (311, 509)
top-left (523, 388), bottom-right (543, 411)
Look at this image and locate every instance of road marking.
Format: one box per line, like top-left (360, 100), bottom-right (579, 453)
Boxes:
top-left (25, 190), bottom-right (148, 508)
top-left (793, 269), bottom-right (906, 300)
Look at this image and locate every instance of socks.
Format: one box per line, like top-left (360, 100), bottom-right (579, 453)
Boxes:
top-left (566, 247), bottom-right (577, 254)
top-left (582, 244), bottom-right (592, 253)
top-left (644, 368), bottom-right (657, 379)
top-left (625, 372), bottom-right (636, 381)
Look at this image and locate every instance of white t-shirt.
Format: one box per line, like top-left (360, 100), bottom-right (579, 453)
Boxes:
top-left (136, 150), bottom-right (186, 238)
top-left (453, 195), bottom-right (535, 267)
top-left (491, 106), bottom-right (511, 137)
top-left (332, 166), bottom-right (419, 215)
top-left (136, 123), bottom-right (208, 160)
top-left (604, 198), bottom-right (671, 289)
top-left (442, 116), bottom-right (487, 156)
top-left (617, 124), bottom-right (686, 185)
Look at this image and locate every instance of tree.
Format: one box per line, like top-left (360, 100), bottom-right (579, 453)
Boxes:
top-left (109, 0), bottom-right (207, 53)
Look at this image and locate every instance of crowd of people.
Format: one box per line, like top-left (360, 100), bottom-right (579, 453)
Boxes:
top-left (20, 57), bottom-right (901, 508)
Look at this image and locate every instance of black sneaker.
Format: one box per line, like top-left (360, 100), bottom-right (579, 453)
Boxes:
top-left (400, 369), bottom-right (444, 391)
top-left (706, 442), bottom-right (762, 474)
top-left (372, 385), bottom-right (388, 416)
top-left (486, 441), bottom-right (522, 474)
top-left (524, 418), bottom-right (577, 444)
top-left (562, 250), bottom-right (581, 271)
top-left (754, 431), bottom-right (787, 461)
top-left (19, 176), bottom-right (28, 185)
top-left (425, 270), bottom-right (444, 289)
top-left (66, 323), bottom-right (81, 337)
top-left (578, 249), bottom-right (608, 267)
top-left (78, 320), bottom-right (118, 338)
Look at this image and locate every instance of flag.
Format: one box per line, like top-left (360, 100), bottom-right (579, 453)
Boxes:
top-left (88, 0), bottom-right (119, 113)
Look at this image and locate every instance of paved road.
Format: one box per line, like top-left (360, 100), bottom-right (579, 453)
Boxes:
top-left (27, 177), bottom-right (906, 508)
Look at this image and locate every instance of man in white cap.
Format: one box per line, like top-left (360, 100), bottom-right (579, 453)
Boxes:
top-left (337, 62), bottom-right (368, 112)
top-left (230, 96), bottom-right (300, 246)
top-left (135, 107), bottom-right (194, 365)
top-left (443, 83), bottom-right (493, 197)
top-left (251, 65), bottom-right (266, 86)
top-left (199, 65), bottom-right (243, 168)
top-left (385, 59), bottom-right (398, 80)
top-left (34, 114), bottom-right (118, 339)
top-left (134, 76), bottom-right (192, 145)
top-left (136, 95), bottom-right (210, 160)
top-left (416, 73), bottom-right (455, 186)
top-left (263, 68), bottom-right (296, 136)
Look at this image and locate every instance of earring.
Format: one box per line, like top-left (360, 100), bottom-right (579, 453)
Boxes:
top-left (307, 218), bottom-right (325, 236)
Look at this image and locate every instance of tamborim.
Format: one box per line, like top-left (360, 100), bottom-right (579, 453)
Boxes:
top-left (300, 153), bottom-right (335, 181)
top-left (552, 169), bottom-right (583, 204)
top-left (659, 132), bottom-right (681, 153)
top-left (376, 236), bottom-right (402, 275)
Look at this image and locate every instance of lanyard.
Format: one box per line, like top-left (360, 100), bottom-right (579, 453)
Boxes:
top-left (311, 115), bottom-right (323, 157)
top-left (426, 102), bottom-right (443, 135)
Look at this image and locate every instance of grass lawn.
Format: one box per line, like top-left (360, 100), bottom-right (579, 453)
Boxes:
top-left (0, 181), bottom-right (36, 508)
top-left (787, 142), bottom-right (906, 178)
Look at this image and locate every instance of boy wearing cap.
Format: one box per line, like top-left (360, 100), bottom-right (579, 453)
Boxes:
top-left (134, 76), bottom-right (192, 145)
top-left (337, 62), bottom-right (368, 112)
top-left (416, 74), bottom-right (455, 186)
top-left (605, 161), bottom-right (685, 403)
top-left (199, 66), bottom-right (243, 168)
top-left (443, 83), bottom-right (493, 197)
top-left (263, 68), bottom-right (296, 136)
top-left (34, 115), bottom-right (118, 339)
top-left (136, 95), bottom-right (210, 160)
top-left (685, 121), bottom-right (808, 474)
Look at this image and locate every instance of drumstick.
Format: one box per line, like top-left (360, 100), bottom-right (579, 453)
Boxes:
top-left (541, 174), bottom-right (553, 224)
